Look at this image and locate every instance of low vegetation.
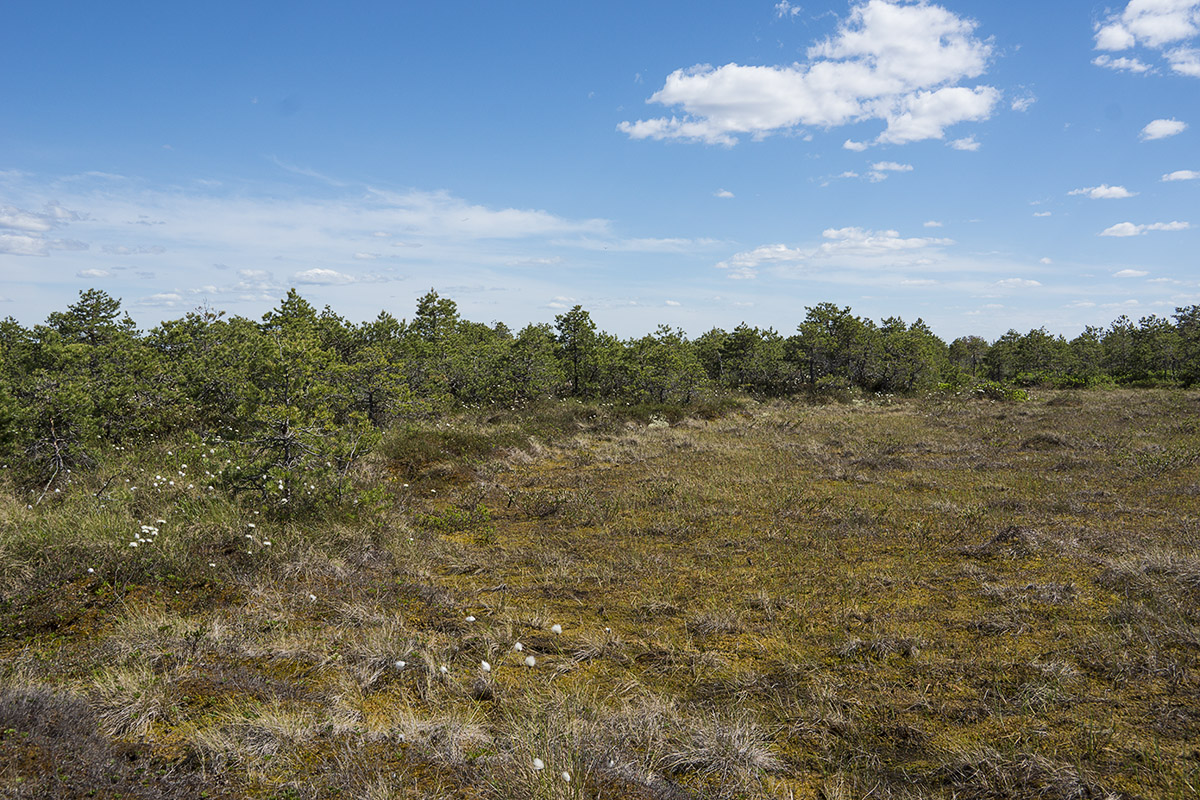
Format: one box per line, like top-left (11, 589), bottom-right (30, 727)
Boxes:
top-left (3, 385), bottom-right (1200, 798)
top-left (1, 291), bottom-right (1199, 797)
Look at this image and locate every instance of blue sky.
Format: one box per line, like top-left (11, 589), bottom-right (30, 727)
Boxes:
top-left (1, 0), bottom-right (1196, 340)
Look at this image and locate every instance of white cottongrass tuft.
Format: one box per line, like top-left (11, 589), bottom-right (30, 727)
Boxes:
top-left (394, 660), bottom-right (406, 669)
top-left (465, 615), bottom-right (476, 622)
top-left (524, 655), bottom-right (537, 667)
top-left (532, 757), bottom-right (545, 771)
top-left (561, 771), bottom-right (571, 783)
top-left (551, 624), bottom-right (562, 635)
top-left (513, 642), bottom-right (524, 652)
top-left (480, 661), bottom-right (491, 672)
top-left (308, 593), bottom-right (317, 603)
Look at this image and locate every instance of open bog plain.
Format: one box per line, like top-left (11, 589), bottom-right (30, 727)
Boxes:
top-left (2, 389), bottom-right (1199, 799)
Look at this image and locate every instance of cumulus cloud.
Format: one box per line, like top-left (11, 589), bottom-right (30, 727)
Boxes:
top-left (1094, 1), bottom-right (1200, 77)
top-left (1163, 169), bottom-right (1199, 180)
top-left (1141, 118), bottom-right (1188, 139)
top-left (843, 139), bottom-right (870, 151)
top-left (994, 278), bottom-right (1042, 288)
top-left (1069, 184), bottom-right (1138, 199)
top-left (714, 188), bottom-right (735, 198)
top-left (715, 226), bottom-right (952, 279)
top-left (76, 269), bottom-right (110, 278)
top-left (1114, 268), bottom-right (1149, 277)
top-left (619, 0), bottom-right (999, 147)
top-left (949, 136), bottom-right (980, 150)
top-left (1101, 220), bottom-right (1192, 236)
top-left (924, 220), bottom-right (944, 227)
top-left (1033, 211), bottom-right (1052, 217)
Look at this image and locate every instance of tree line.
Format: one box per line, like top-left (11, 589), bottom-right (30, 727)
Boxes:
top-left (2, 288), bottom-right (1198, 504)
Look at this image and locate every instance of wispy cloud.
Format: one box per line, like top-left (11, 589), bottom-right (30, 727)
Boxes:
top-left (868, 161), bottom-right (914, 182)
top-left (716, 226), bottom-right (953, 279)
top-left (1100, 220), bottom-right (1191, 236)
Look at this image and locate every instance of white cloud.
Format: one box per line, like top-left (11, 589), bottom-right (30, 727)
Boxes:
top-left (1039, 257), bottom-right (1053, 264)
top-left (878, 85), bottom-right (998, 144)
top-left (135, 292), bottom-right (185, 308)
top-left (1095, 23), bottom-right (1137, 51)
top-left (352, 252), bottom-right (378, 260)
top-left (1141, 118), bottom-right (1188, 139)
top-left (293, 268), bottom-right (357, 285)
top-left (1169, 46), bottom-right (1200, 75)
top-left (714, 188), bottom-right (735, 198)
top-left (1163, 169), bottom-right (1199, 180)
top-left (994, 278), bottom-right (1042, 288)
top-left (1092, 54), bottom-right (1155, 72)
top-left (0, 202), bottom-right (87, 256)
top-left (664, 299), bottom-right (681, 306)
top-left (949, 136), bottom-right (980, 150)
top-left (1010, 94), bottom-right (1037, 112)
top-left (1095, 1), bottom-right (1200, 50)
top-left (0, 233), bottom-right (49, 256)
top-left (363, 188), bottom-right (610, 239)
top-left (715, 226), bottom-right (952, 278)
top-left (775, 1), bottom-right (802, 18)
top-left (868, 160), bottom-right (913, 181)
top-left (1068, 184), bottom-right (1138, 199)
top-left (1095, 3), bottom-right (1200, 76)
top-left (1101, 220), bottom-right (1192, 236)
top-left (843, 139), bottom-right (869, 151)
top-left (1114, 268), bottom-right (1149, 277)
top-left (100, 244), bottom-right (166, 255)
top-left (1033, 211), bottom-right (1052, 217)
top-left (504, 256), bottom-right (564, 267)
top-left (619, 0), bottom-right (999, 147)
top-left (562, 236), bottom-right (721, 253)
top-left (923, 220), bottom-right (944, 227)
top-left (76, 269), bottom-right (110, 278)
